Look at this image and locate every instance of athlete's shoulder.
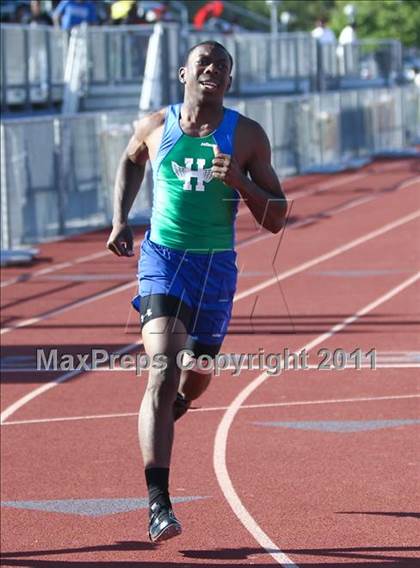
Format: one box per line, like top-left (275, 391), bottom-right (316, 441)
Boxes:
top-left (222, 107), bottom-right (265, 136)
top-left (235, 113), bottom-right (271, 157)
top-left (127, 108), bottom-right (167, 164)
top-left (236, 113), bottom-right (267, 138)
top-left (133, 108), bottom-right (167, 139)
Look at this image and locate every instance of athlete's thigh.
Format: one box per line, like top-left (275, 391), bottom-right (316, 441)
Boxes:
top-left (142, 316), bottom-right (188, 360)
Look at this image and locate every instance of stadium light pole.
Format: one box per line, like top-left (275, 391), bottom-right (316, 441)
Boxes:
top-left (266, 0), bottom-right (281, 36)
top-left (280, 11), bottom-right (291, 32)
top-left (344, 3), bottom-right (356, 24)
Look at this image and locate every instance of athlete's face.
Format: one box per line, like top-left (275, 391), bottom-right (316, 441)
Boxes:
top-left (180, 45), bottom-right (232, 101)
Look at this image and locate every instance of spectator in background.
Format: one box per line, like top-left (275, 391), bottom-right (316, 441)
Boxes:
top-left (13, 3), bottom-right (31, 24)
top-left (193, 0), bottom-right (224, 30)
top-left (111, 0), bottom-right (146, 25)
top-left (337, 22), bottom-right (358, 75)
top-left (141, 2), bottom-right (170, 23)
top-left (338, 22), bottom-right (357, 45)
top-left (311, 18), bottom-right (336, 44)
top-left (111, 0), bottom-right (133, 23)
top-left (53, 0), bottom-right (98, 30)
top-left (29, 0), bottom-right (53, 25)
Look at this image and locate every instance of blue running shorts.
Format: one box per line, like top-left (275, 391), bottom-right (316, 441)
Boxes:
top-left (132, 230), bottom-right (238, 357)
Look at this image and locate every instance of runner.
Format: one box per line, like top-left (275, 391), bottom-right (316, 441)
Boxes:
top-left (107, 40), bottom-right (287, 542)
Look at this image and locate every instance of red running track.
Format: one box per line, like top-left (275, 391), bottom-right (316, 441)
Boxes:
top-left (1, 158), bottom-right (420, 567)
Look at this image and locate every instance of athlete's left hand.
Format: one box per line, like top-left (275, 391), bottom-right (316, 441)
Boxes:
top-left (211, 146), bottom-right (245, 188)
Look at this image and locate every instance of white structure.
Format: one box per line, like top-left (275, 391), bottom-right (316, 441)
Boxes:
top-left (312, 24), bottom-right (336, 44)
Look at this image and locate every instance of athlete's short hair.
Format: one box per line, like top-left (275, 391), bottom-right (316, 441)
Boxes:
top-left (184, 41), bottom-right (233, 70)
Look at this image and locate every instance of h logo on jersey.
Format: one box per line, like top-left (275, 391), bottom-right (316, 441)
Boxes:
top-left (172, 158), bottom-right (213, 191)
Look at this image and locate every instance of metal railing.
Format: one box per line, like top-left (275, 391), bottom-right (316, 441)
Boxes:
top-left (1, 85), bottom-right (418, 249)
top-left (1, 24), bottom-right (68, 109)
top-left (318, 40), bottom-right (403, 90)
top-left (86, 25), bottom-right (153, 86)
top-left (0, 24), bottom-right (178, 113)
top-left (186, 31), bottom-right (317, 94)
top-left (0, 110), bottom-right (144, 248)
top-left (1, 24), bottom-right (408, 114)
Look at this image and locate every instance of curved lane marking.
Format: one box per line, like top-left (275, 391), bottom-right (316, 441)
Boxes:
top-left (214, 271), bottom-right (420, 566)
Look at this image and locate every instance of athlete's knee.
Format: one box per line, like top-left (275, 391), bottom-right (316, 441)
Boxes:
top-left (145, 355), bottom-right (180, 401)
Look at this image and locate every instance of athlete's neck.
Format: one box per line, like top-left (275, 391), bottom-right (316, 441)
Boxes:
top-left (180, 98), bottom-right (224, 137)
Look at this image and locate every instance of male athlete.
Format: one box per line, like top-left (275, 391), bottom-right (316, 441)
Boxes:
top-left (107, 41), bottom-right (287, 542)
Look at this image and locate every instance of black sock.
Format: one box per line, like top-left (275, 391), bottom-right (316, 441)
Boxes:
top-left (145, 467), bottom-right (170, 508)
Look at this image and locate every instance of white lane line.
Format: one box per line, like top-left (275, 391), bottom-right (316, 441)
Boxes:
top-left (235, 209), bottom-right (420, 302)
top-left (3, 172), bottom-right (417, 290)
top-left (397, 175), bottom-right (420, 190)
top-left (195, 393), bottom-right (420, 413)
top-left (2, 210), bottom-right (419, 424)
top-left (0, 187), bottom-right (406, 335)
top-left (0, 172), bottom-right (367, 285)
top-left (0, 281), bottom-right (136, 336)
top-left (236, 176), bottom-right (420, 250)
top-left (2, 394), bottom-right (419, 426)
top-left (0, 240), bottom-right (142, 289)
top-left (236, 171), bottom-right (369, 218)
top-left (289, 172), bottom-right (419, 202)
top-left (213, 270), bottom-right (420, 567)
top-left (3, 183), bottom-right (418, 338)
top-left (291, 175), bottom-right (420, 228)
top-left (0, 342), bottom-right (140, 424)
top-left (287, 172), bottom-right (368, 199)
top-left (289, 194), bottom-right (374, 229)
top-left (1, 412), bottom-right (139, 426)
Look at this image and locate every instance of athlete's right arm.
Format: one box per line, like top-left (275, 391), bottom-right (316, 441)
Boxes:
top-left (106, 111), bottom-right (164, 257)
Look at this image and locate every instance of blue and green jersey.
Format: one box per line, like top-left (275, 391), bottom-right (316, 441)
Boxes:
top-left (149, 104), bottom-right (240, 251)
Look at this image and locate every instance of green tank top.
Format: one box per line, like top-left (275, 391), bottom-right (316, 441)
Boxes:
top-left (149, 104), bottom-right (240, 251)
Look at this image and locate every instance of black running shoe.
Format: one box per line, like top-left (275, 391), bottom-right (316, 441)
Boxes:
top-left (148, 501), bottom-right (182, 542)
top-left (173, 392), bottom-right (191, 422)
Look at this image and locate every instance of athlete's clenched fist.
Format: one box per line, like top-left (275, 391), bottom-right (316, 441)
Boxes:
top-left (211, 146), bottom-right (244, 188)
top-left (107, 221), bottom-right (134, 257)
